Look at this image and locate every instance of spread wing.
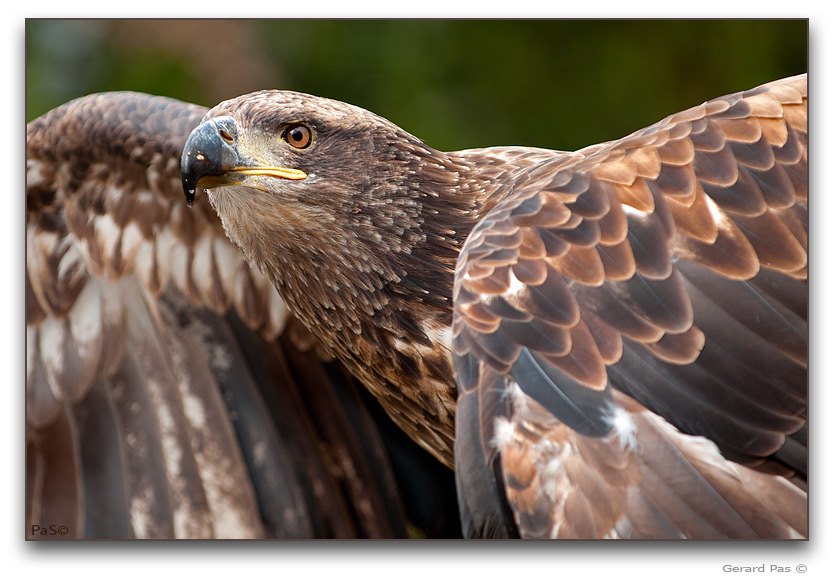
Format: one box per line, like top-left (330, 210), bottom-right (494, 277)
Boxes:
top-left (452, 75), bottom-right (808, 539)
top-left (26, 92), bottom-right (454, 539)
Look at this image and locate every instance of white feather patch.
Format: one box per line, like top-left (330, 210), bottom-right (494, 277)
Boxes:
top-left (191, 233), bottom-right (220, 311)
top-left (422, 320), bottom-right (452, 353)
top-left (119, 221), bottom-right (145, 272)
top-left (491, 417), bottom-right (516, 450)
top-left (505, 267), bottom-right (526, 296)
top-left (68, 279), bottom-right (103, 363)
top-left (212, 238), bottom-right (243, 307)
top-left (704, 193), bottom-right (729, 228)
top-left (605, 404), bottom-right (638, 452)
top-left (134, 239), bottom-right (161, 294)
top-left (93, 213), bottom-right (123, 274)
top-left (621, 203), bottom-right (650, 217)
top-left (265, 284), bottom-right (289, 339)
top-left (27, 159), bottom-right (45, 187)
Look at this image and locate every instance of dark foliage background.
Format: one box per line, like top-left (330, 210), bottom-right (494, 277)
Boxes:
top-left (26, 19), bottom-right (807, 153)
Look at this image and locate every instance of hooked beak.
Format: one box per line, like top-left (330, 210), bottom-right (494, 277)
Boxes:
top-left (181, 116), bottom-right (306, 206)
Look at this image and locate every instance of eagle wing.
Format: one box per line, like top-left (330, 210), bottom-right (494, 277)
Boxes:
top-left (26, 92), bottom-right (444, 539)
top-left (452, 75), bottom-right (808, 539)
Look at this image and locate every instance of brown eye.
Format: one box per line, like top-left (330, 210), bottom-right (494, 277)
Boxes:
top-left (283, 123), bottom-right (312, 149)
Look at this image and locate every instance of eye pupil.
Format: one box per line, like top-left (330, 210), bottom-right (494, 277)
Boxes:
top-left (284, 124), bottom-right (312, 149)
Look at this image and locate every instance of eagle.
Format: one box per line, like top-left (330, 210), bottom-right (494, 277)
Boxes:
top-left (26, 74), bottom-right (807, 539)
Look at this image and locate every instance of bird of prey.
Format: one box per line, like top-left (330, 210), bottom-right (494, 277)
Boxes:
top-left (26, 74), bottom-right (807, 540)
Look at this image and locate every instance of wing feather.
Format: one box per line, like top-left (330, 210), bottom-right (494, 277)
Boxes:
top-left (453, 74), bottom-right (808, 538)
top-left (26, 92), bottom-right (435, 539)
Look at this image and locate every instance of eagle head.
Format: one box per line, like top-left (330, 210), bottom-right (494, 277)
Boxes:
top-left (184, 91), bottom-right (436, 259)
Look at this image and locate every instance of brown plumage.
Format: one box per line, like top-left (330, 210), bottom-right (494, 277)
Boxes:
top-left (27, 75), bottom-right (807, 539)
top-left (26, 93), bottom-right (457, 539)
top-left (450, 76), bottom-right (807, 538)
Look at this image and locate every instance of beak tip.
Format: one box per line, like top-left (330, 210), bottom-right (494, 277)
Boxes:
top-left (181, 117), bottom-right (237, 205)
top-left (181, 168), bottom-right (198, 205)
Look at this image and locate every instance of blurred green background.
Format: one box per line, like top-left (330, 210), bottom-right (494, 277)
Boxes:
top-left (25, 19), bottom-right (807, 153)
